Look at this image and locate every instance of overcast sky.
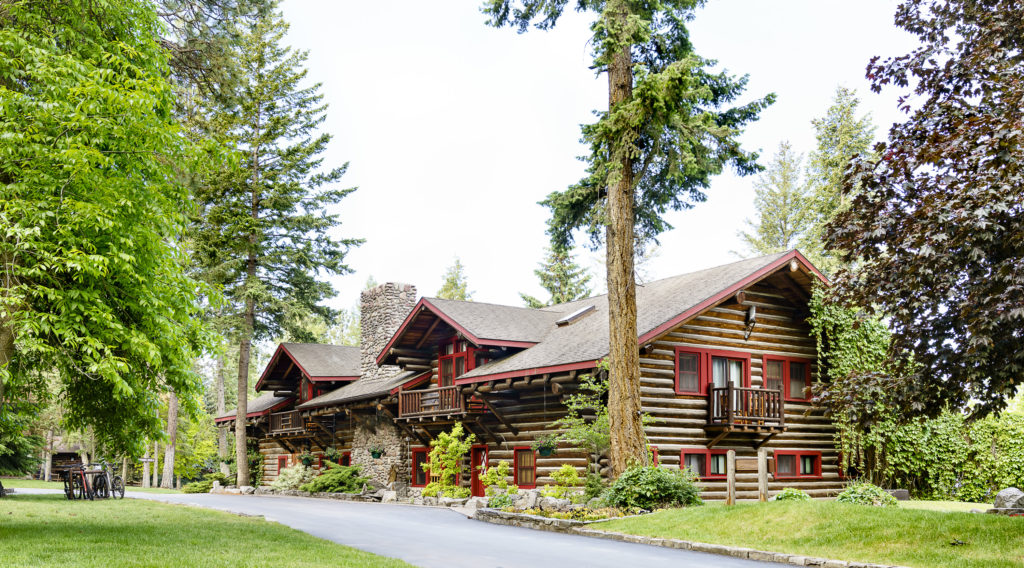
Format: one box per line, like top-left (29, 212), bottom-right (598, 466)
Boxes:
top-left (279, 1), bottom-right (918, 312)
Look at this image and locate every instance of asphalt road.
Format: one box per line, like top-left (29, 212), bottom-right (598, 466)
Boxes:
top-left (115, 491), bottom-right (786, 568)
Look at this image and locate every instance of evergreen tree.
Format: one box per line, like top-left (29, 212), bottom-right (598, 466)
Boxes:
top-left (189, 6), bottom-right (360, 485)
top-left (802, 86), bottom-right (875, 272)
top-left (484, 0), bottom-right (771, 474)
top-left (738, 141), bottom-right (811, 256)
top-left (436, 259), bottom-right (473, 301)
top-left (520, 247), bottom-right (593, 308)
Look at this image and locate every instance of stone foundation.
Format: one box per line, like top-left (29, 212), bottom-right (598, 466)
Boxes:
top-left (352, 415), bottom-right (406, 491)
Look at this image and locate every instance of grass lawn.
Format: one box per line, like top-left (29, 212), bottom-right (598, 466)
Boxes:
top-left (0, 493), bottom-right (411, 568)
top-left (2, 478), bottom-right (180, 494)
top-left (597, 500), bottom-right (1023, 568)
top-left (900, 500), bottom-right (991, 513)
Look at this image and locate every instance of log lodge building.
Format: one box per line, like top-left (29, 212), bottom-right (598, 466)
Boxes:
top-left (216, 250), bottom-right (844, 501)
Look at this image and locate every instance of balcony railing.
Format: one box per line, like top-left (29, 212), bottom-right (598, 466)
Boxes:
top-left (398, 385), bottom-right (465, 418)
top-left (708, 384), bottom-right (785, 429)
top-left (269, 410), bottom-right (305, 434)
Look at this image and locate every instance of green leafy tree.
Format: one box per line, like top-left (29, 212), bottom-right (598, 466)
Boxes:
top-left (189, 6), bottom-right (361, 485)
top-left (421, 422), bottom-right (475, 499)
top-left (0, 0), bottom-right (211, 456)
top-left (828, 0), bottom-right (1024, 418)
top-left (738, 141), bottom-right (811, 257)
top-left (520, 247), bottom-right (593, 308)
top-left (436, 258), bottom-right (473, 301)
top-left (484, 0), bottom-right (772, 475)
top-left (802, 86), bottom-right (875, 272)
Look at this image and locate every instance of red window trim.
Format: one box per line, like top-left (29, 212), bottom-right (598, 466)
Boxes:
top-left (680, 448), bottom-right (729, 480)
top-left (513, 447), bottom-right (537, 489)
top-left (340, 451), bottom-right (351, 467)
top-left (437, 336), bottom-right (481, 387)
top-left (649, 446), bottom-right (659, 466)
top-left (762, 355), bottom-right (813, 401)
top-left (773, 450), bottom-right (822, 479)
top-left (674, 346), bottom-right (752, 395)
top-left (410, 448), bottom-right (430, 487)
top-left (316, 454), bottom-right (323, 471)
top-left (277, 456), bottom-right (288, 472)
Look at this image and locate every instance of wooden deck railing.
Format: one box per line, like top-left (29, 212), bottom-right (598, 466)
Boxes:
top-left (269, 410), bottom-right (304, 434)
top-left (398, 385), bottom-right (465, 418)
top-left (709, 384), bottom-right (785, 428)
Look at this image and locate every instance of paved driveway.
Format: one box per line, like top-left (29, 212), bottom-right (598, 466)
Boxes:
top-left (121, 492), bottom-right (784, 568)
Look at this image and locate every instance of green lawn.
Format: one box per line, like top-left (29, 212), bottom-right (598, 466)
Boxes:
top-left (0, 493), bottom-right (410, 568)
top-left (899, 500), bottom-right (990, 513)
top-left (597, 500), bottom-right (1023, 568)
top-left (2, 478), bottom-right (180, 494)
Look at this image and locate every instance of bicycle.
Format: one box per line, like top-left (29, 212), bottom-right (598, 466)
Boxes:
top-left (63, 467), bottom-right (93, 500)
top-left (88, 461), bottom-right (124, 500)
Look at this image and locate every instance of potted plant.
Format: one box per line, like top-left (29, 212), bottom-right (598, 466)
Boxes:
top-left (532, 433), bottom-right (559, 457)
top-left (324, 447), bottom-right (342, 464)
top-left (298, 450), bottom-right (315, 467)
top-left (368, 444), bottom-right (385, 459)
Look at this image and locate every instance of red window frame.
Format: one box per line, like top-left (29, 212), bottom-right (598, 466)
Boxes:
top-left (277, 456), bottom-right (288, 472)
top-left (437, 336), bottom-right (480, 387)
top-left (411, 448), bottom-right (430, 487)
top-left (649, 446), bottom-right (660, 466)
top-left (674, 347), bottom-right (752, 395)
top-left (773, 450), bottom-right (822, 479)
top-left (340, 451), bottom-right (351, 467)
top-left (680, 449), bottom-right (729, 480)
top-left (513, 447), bottom-right (537, 489)
top-left (316, 454), bottom-right (323, 471)
top-left (762, 355), bottom-right (812, 401)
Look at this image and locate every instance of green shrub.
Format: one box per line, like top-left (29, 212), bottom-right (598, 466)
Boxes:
top-left (487, 492), bottom-right (516, 509)
top-left (204, 472), bottom-right (228, 484)
top-left (604, 465), bottom-right (702, 510)
top-left (773, 487), bottom-right (812, 502)
top-left (270, 464), bottom-right (316, 491)
top-left (837, 482), bottom-right (898, 507)
top-left (299, 462), bottom-right (368, 494)
top-left (541, 464), bottom-right (581, 499)
top-left (583, 472), bottom-right (606, 502)
top-left (182, 480), bottom-right (213, 494)
top-left (422, 422), bottom-right (475, 499)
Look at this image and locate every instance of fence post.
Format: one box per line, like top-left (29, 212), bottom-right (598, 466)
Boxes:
top-left (726, 449), bottom-right (736, 506)
top-left (757, 447), bottom-right (768, 502)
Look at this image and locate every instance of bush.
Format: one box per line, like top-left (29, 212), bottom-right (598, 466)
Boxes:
top-left (422, 422), bottom-right (475, 499)
top-left (837, 482), bottom-right (898, 507)
top-left (270, 464), bottom-right (316, 491)
top-left (204, 472), bottom-right (228, 484)
top-left (541, 464), bottom-right (581, 500)
top-left (604, 465), bottom-right (702, 510)
top-left (773, 487), bottom-right (811, 502)
top-left (299, 462), bottom-right (368, 494)
top-left (583, 472), bottom-right (606, 502)
top-left (182, 480), bottom-right (213, 494)
top-left (487, 492), bottom-right (516, 509)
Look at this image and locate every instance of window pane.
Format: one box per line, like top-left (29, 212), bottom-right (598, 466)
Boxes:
top-left (790, 362), bottom-right (807, 398)
top-left (709, 454), bottom-right (727, 476)
top-left (413, 452), bottom-right (427, 485)
top-left (776, 454), bottom-right (796, 476)
top-left (515, 450), bottom-right (535, 486)
top-left (458, 340), bottom-right (467, 352)
top-left (441, 359), bottom-right (453, 386)
top-left (765, 360), bottom-right (783, 392)
top-left (712, 357), bottom-right (729, 388)
top-left (678, 353), bottom-right (699, 392)
top-left (444, 343), bottom-right (454, 355)
top-left (801, 455), bottom-right (816, 476)
top-left (730, 360), bottom-right (744, 387)
top-left (683, 453), bottom-right (706, 477)
top-left (455, 356), bottom-right (466, 378)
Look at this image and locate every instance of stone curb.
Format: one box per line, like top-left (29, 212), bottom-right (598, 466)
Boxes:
top-left (472, 509), bottom-right (909, 568)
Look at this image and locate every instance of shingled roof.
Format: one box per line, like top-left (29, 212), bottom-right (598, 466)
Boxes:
top-left (214, 392), bottom-right (293, 423)
top-left (297, 370), bottom-right (422, 410)
top-left (276, 343), bottom-right (360, 379)
top-left (454, 251), bottom-right (818, 382)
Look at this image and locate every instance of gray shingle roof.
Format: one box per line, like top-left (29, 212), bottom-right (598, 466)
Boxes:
top-left (280, 343), bottom-right (360, 378)
top-left (297, 370), bottom-right (421, 409)
top-left (458, 252), bottom-right (791, 380)
top-left (421, 298), bottom-right (561, 343)
top-left (215, 392), bottom-right (292, 422)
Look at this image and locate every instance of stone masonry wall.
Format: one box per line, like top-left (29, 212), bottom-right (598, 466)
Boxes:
top-left (352, 416), bottom-right (406, 489)
top-left (360, 282), bottom-right (417, 384)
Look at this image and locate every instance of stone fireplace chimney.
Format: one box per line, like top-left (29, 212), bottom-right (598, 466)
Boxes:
top-left (359, 282), bottom-right (417, 383)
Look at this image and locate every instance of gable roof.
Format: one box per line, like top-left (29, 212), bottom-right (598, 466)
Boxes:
top-left (454, 250), bottom-right (823, 383)
top-left (297, 370), bottom-right (425, 410)
top-left (214, 392), bottom-right (293, 423)
top-left (255, 343), bottom-right (360, 390)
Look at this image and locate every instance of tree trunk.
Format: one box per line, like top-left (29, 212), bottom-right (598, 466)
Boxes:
top-left (142, 446), bottom-right (151, 488)
top-left (0, 322), bottom-right (12, 414)
top-left (234, 302), bottom-right (254, 486)
top-left (151, 440), bottom-right (159, 488)
top-left (160, 392), bottom-right (178, 488)
top-left (121, 456), bottom-right (128, 485)
top-left (43, 429), bottom-right (53, 481)
top-left (604, 0), bottom-right (646, 477)
top-left (216, 353), bottom-right (230, 476)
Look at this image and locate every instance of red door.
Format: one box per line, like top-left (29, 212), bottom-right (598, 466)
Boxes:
top-left (470, 446), bottom-right (487, 497)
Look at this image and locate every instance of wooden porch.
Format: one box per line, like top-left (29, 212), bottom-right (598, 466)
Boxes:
top-left (269, 410), bottom-right (306, 436)
top-left (705, 384), bottom-right (787, 448)
top-left (396, 385), bottom-right (484, 421)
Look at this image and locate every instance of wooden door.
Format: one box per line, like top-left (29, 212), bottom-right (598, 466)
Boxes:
top-left (470, 446), bottom-right (487, 497)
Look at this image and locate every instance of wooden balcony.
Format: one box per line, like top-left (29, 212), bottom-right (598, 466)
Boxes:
top-left (706, 384), bottom-right (786, 447)
top-left (269, 410), bottom-right (305, 435)
top-left (397, 385), bottom-right (472, 420)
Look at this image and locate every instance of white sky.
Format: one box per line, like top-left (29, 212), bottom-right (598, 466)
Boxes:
top-left (279, 0), bottom-right (918, 312)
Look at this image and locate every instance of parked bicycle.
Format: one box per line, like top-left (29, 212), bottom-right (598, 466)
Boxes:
top-left (88, 461), bottom-right (124, 500)
top-left (61, 467), bottom-right (93, 501)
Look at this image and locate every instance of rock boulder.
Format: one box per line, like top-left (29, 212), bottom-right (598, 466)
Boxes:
top-left (994, 487), bottom-right (1024, 509)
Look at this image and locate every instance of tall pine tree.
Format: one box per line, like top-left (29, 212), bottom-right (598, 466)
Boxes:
top-left (190, 6), bottom-right (360, 485)
top-left (484, 0), bottom-right (771, 474)
top-left (738, 141), bottom-right (811, 256)
top-left (520, 247), bottom-right (593, 308)
top-left (436, 258), bottom-right (473, 301)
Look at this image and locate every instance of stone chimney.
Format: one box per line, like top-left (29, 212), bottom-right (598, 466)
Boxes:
top-left (360, 282), bottom-right (417, 383)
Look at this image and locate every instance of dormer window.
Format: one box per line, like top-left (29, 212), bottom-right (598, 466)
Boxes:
top-left (438, 337), bottom-right (478, 386)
